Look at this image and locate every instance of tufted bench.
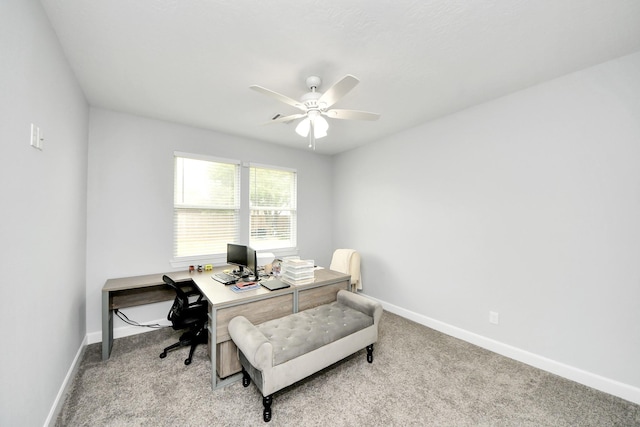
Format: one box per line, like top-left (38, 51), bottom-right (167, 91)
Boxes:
top-left (228, 290), bottom-right (382, 422)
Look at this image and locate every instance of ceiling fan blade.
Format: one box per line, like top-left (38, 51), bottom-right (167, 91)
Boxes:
top-left (323, 109), bottom-right (380, 121)
top-left (264, 113), bottom-right (307, 124)
top-left (250, 85), bottom-right (304, 110)
top-left (318, 75), bottom-right (359, 108)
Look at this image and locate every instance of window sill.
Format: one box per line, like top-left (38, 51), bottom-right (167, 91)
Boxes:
top-left (170, 248), bottom-right (299, 269)
top-left (169, 254), bottom-right (226, 269)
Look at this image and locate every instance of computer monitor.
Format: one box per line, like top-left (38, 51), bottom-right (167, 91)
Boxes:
top-left (246, 246), bottom-right (257, 280)
top-left (226, 243), bottom-right (247, 274)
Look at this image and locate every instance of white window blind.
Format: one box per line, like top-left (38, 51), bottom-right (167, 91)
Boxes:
top-left (249, 165), bottom-right (297, 251)
top-left (174, 154), bottom-right (240, 258)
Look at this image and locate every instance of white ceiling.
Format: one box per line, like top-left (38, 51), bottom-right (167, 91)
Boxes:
top-left (41, 0), bottom-right (640, 155)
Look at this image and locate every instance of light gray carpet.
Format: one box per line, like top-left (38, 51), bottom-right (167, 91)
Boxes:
top-left (56, 311), bottom-right (640, 426)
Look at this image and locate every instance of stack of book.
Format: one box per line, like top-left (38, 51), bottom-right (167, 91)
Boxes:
top-left (281, 259), bottom-right (315, 286)
top-left (230, 282), bottom-right (261, 293)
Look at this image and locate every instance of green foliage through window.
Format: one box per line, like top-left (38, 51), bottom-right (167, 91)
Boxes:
top-left (173, 154), bottom-right (296, 259)
top-left (250, 166), bottom-right (297, 251)
top-left (174, 156), bottom-right (240, 258)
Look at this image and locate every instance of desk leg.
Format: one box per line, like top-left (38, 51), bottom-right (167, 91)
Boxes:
top-left (102, 291), bottom-right (113, 361)
top-left (209, 304), bottom-right (216, 389)
top-left (209, 304), bottom-right (242, 390)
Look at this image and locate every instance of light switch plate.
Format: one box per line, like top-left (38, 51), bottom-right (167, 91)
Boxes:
top-left (30, 123), bottom-right (43, 150)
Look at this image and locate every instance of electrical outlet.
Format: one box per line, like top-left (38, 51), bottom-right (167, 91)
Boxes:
top-left (489, 311), bottom-right (499, 325)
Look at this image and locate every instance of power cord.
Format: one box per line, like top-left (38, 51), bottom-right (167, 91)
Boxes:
top-left (114, 309), bottom-right (167, 329)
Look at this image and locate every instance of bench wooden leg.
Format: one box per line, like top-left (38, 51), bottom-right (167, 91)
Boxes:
top-left (263, 395), bottom-right (273, 422)
top-left (366, 344), bottom-right (374, 363)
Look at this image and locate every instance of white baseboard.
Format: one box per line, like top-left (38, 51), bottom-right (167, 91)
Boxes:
top-left (365, 294), bottom-right (640, 406)
top-left (44, 335), bottom-right (88, 427)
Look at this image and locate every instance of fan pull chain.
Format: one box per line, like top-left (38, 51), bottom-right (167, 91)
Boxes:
top-left (309, 120), bottom-right (316, 150)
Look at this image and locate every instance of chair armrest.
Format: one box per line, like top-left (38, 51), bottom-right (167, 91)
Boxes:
top-left (228, 316), bottom-right (273, 370)
top-left (336, 290), bottom-right (382, 324)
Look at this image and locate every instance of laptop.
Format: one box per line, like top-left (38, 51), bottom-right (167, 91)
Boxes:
top-left (261, 279), bottom-right (290, 291)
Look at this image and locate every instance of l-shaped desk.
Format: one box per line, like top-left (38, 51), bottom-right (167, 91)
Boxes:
top-left (102, 267), bottom-right (350, 389)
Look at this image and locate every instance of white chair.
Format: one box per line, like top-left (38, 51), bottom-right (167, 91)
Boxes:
top-left (329, 249), bottom-right (361, 292)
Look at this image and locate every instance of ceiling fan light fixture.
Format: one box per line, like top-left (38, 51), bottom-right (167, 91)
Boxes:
top-left (295, 118), bottom-right (311, 137)
top-left (295, 113), bottom-right (328, 139)
top-left (314, 115), bottom-right (329, 138)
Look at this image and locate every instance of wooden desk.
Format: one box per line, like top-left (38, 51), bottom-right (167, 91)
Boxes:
top-left (102, 267), bottom-right (350, 389)
top-left (102, 270), bottom-right (195, 361)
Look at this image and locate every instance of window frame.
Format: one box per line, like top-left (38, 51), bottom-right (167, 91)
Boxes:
top-left (248, 162), bottom-right (298, 252)
top-left (170, 153), bottom-right (298, 268)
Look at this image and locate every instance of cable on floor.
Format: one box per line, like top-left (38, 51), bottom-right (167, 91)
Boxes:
top-left (114, 309), bottom-right (167, 329)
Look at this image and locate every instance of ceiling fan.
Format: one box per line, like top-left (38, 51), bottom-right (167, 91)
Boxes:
top-left (250, 75), bottom-right (380, 149)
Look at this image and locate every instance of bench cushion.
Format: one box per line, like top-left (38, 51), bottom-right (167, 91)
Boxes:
top-left (257, 301), bottom-right (373, 366)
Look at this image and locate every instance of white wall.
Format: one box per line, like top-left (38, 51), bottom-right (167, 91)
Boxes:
top-left (0, 1), bottom-right (89, 425)
top-left (86, 109), bottom-right (334, 336)
top-left (334, 52), bottom-right (640, 402)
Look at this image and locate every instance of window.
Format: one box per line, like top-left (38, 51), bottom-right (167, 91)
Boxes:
top-left (249, 165), bottom-right (297, 251)
top-left (173, 154), bottom-right (297, 262)
top-left (174, 154), bottom-right (240, 259)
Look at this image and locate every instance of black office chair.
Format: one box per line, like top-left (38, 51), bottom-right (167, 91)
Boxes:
top-left (159, 275), bottom-right (208, 365)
